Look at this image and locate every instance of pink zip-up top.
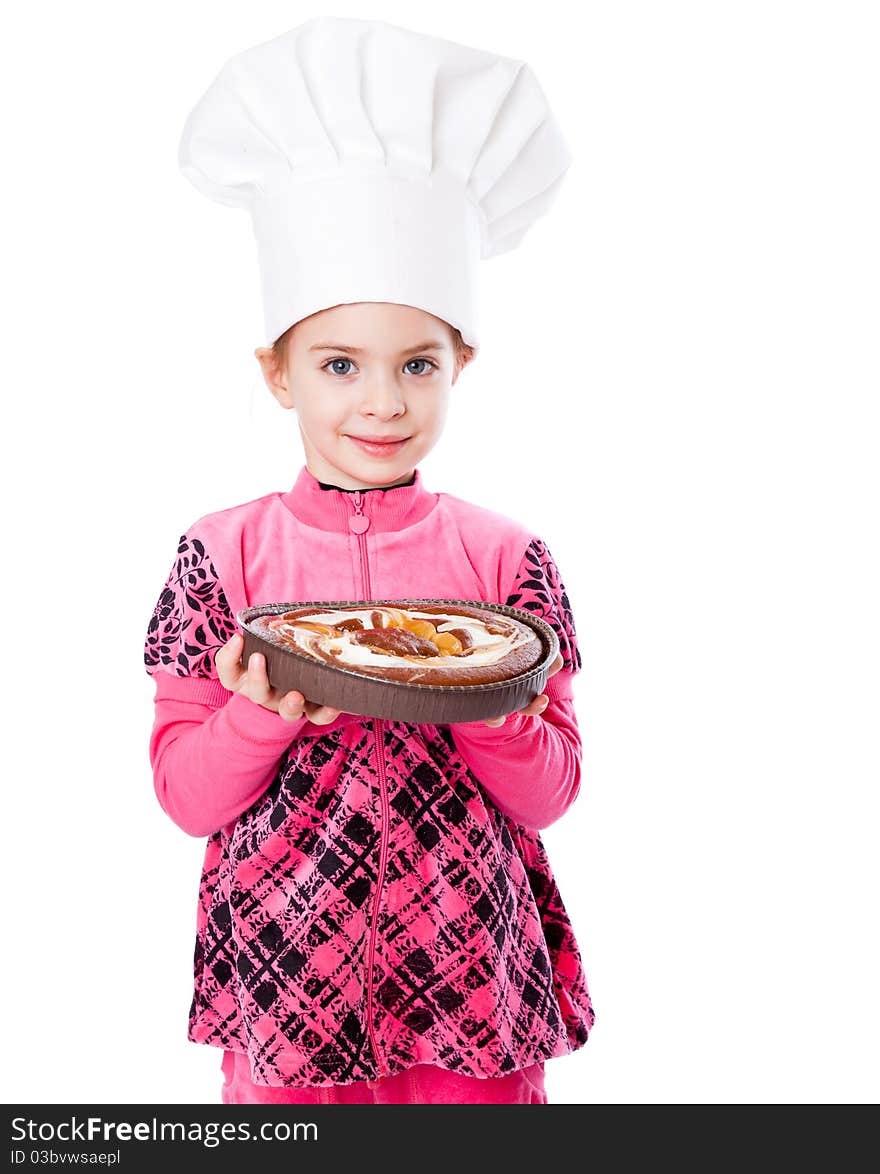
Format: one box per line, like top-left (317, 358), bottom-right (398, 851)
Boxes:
top-left (144, 465), bottom-right (595, 1087)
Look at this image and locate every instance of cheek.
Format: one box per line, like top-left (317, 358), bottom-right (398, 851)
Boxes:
top-left (296, 391), bottom-right (346, 433)
top-left (421, 392), bottom-right (450, 435)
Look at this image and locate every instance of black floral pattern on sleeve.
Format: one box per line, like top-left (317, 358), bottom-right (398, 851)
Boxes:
top-left (144, 533), bottom-right (237, 678)
top-left (505, 538), bottom-right (582, 673)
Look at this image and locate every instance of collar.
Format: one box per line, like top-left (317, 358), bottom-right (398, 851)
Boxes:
top-left (280, 465), bottom-right (437, 533)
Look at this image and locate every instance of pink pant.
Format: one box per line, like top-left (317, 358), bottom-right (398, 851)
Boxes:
top-left (221, 1049), bottom-right (547, 1105)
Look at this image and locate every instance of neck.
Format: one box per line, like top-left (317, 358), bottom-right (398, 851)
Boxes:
top-left (311, 467), bottom-right (418, 493)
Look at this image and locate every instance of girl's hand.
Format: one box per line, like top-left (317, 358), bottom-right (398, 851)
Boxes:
top-left (215, 633), bottom-right (344, 726)
top-left (481, 651), bottom-right (565, 728)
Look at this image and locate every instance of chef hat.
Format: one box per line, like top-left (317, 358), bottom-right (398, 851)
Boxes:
top-left (178, 15), bottom-right (572, 353)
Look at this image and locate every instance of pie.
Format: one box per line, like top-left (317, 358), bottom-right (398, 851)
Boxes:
top-left (251, 602), bottom-right (544, 686)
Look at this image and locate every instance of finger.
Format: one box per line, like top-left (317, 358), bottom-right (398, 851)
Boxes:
top-left (214, 633), bottom-right (246, 688)
top-left (245, 651), bottom-right (273, 701)
top-left (214, 631), bottom-right (242, 666)
top-left (547, 652), bottom-right (564, 677)
top-left (280, 691), bottom-right (306, 721)
top-left (304, 702), bottom-right (342, 726)
top-left (483, 715), bottom-right (506, 727)
top-left (521, 694), bottom-right (550, 717)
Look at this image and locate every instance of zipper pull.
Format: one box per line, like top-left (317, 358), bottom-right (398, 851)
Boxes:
top-left (349, 490), bottom-right (371, 534)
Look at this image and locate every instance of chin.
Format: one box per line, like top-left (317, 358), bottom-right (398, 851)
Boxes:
top-left (356, 466), bottom-right (411, 486)
top-left (316, 455), bottom-right (408, 489)
top-left (346, 452), bottom-right (419, 482)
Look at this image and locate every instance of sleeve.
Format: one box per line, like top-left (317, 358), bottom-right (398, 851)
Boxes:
top-left (144, 531), bottom-right (353, 838)
top-left (144, 531), bottom-right (239, 680)
top-left (447, 537), bottom-right (583, 831)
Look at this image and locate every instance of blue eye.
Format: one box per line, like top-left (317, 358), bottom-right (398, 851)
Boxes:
top-left (404, 358), bottom-right (437, 375)
top-left (321, 357), bottom-right (438, 377)
top-left (324, 358), bottom-right (356, 376)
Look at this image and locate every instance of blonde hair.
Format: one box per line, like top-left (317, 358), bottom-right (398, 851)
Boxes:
top-left (271, 318), bottom-right (475, 377)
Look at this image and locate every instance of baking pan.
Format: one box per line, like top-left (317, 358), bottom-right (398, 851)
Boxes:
top-left (236, 598), bottom-right (560, 724)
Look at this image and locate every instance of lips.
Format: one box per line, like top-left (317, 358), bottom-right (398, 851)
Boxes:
top-left (346, 435), bottom-right (410, 457)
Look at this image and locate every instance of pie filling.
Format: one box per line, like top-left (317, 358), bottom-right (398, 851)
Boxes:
top-left (256, 604), bottom-right (538, 672)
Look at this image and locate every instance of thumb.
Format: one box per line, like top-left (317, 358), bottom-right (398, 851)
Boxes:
top-left (547, 651), bottom-right (565, 677)
top-left (215, 632), bottom-right (247, 689)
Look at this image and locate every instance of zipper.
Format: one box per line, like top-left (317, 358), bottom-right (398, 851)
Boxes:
top-left (349, 491), bottom-right (373, 595)
top-left (348, 490), bottom-right (390, 1079)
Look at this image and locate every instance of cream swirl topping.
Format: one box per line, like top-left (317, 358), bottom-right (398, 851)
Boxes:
top-left (264, 606), bottom-right (535, 671)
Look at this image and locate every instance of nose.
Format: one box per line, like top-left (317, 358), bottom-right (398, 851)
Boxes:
top-left (359, 376), bottom-right (405, 420)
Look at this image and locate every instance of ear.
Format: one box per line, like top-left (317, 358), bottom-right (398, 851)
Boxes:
top-left (254, 346), bottom-right (295, 409)
top-left (451, 344), bottom-right (476, 385)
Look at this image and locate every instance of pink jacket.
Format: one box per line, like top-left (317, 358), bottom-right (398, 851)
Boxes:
top-left (144, 465), bottom-right (594, 1086)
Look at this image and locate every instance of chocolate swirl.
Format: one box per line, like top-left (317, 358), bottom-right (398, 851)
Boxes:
top-left (253, 603), bottom-right (544, 685)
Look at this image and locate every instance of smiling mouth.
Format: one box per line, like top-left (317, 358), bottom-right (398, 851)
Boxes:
top-left (346, 435), bottom-right (411, 455)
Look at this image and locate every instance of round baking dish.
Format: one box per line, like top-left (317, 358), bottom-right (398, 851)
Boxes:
top-left (236, 598), bottom-right (560, 724)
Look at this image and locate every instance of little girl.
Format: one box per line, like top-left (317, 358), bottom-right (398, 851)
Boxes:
top-left (144, 17), bottom-right (595, 1105)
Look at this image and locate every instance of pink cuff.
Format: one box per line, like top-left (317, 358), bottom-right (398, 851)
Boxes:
top-left (220, 689), bottom-right (308, 747)
top-left (449, 711), bottom-right (535, 738)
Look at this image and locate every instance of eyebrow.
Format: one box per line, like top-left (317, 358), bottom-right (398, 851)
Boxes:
top-left (308, 340), bottom-right (447, 355)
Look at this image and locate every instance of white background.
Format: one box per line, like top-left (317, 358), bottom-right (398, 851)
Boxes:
top-left (1, 1), bottom-right (877, 1106)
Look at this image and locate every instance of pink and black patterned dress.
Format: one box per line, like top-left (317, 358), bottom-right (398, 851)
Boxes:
top-left (144, 466), bottom-right (595, 1087)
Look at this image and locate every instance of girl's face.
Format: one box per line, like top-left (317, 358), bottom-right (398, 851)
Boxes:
top-left (255, 302), bottom-right (468, 490)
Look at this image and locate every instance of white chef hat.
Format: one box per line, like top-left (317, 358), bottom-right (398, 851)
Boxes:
top-left (178, 15), bottom-right (572, 354)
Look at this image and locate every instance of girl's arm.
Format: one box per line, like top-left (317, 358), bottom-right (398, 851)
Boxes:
top-left (144, 531), bottom-right (357, 838)
top-left (447, 537), bottom-right (584, 831)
